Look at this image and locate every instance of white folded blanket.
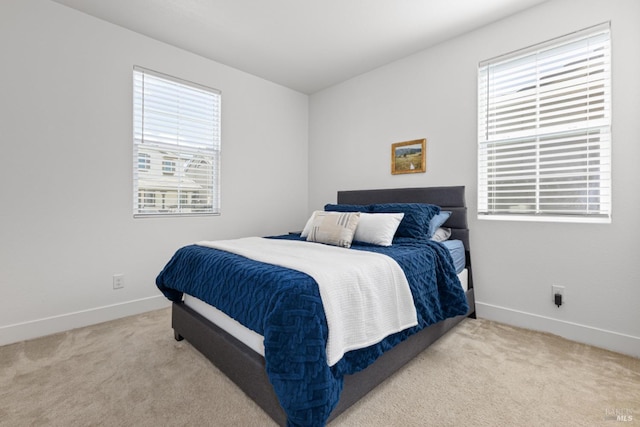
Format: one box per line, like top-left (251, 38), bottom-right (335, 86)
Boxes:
top-left (197, 237), bottom-right (418, 366)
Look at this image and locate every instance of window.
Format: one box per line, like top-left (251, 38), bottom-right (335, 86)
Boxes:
top-left (139, 192), bottom-right (155, 209)
top-left (138, 153), bottom-right (150, 170)
top-left (133, 66), bottom-right (221, 216)
top-left (162, 159), bottom-right (176, 175)
top-left (478, 23), bottom-right (611, 222)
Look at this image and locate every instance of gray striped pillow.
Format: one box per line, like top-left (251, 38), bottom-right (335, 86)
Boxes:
top-left (306, 211), bottom-right (360, 248)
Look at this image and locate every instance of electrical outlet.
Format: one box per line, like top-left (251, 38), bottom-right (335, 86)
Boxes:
top-left (113, 274), bottom-right (125, 290)
top-left (552, 285), bottom-right (565, 303)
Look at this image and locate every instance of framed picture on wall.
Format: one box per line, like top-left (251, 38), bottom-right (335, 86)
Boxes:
top-left (391, 138), bottom-right (426, 174)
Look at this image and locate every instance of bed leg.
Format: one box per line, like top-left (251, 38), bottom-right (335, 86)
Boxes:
top-left (174, 331), bottom-right (184, 341)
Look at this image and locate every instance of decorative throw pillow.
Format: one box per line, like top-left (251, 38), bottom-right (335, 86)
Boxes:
top-left (428, 211), bottom-right (451, 238)
top-left (305, 211), bottom-right (361, 248)
top-left (369, 203), bottom-right (440, 238)
top-left (353, 213), bottom-right (404, 246)
top-left (300, 211), bottom-right (320, 238)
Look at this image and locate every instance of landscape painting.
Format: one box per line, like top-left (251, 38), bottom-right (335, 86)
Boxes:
top-left (391, 138), bottom-right (426, 174)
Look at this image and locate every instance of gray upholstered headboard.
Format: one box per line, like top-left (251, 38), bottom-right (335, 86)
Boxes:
top-left (337, 186), bottom-right (469, 250)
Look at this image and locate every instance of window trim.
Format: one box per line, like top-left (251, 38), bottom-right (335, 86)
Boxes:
top-left (132, 66), bottom-right (221, 218)
top-left (477, 22), bottom-right (611, 223)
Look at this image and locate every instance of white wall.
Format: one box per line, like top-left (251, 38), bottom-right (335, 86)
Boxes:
top-left (0, 0), bottom-right (309, 344)
top-left (2, 0), bottom-right (638, 358)
top-left (309, 0), bottom-right (640, 357)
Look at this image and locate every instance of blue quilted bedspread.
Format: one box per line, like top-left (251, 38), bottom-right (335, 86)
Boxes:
top-left (156, 235), bottom-right (468, 426)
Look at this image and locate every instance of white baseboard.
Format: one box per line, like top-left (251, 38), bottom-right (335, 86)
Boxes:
top-left (476, 301), bottom-right (640, 359)
top-left (0, 296), bottom-right (171, 347)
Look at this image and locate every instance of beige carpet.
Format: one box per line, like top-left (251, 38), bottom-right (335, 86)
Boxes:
top-left (1, 308), bottom-right (638, 427)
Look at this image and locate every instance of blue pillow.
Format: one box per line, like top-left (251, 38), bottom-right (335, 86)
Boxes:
top-left (428, 211), bottom-right (451, 238)
top-left (369, 203), bottom-right (440, 238)
top-left (324, 203), bottom-right (371, 213)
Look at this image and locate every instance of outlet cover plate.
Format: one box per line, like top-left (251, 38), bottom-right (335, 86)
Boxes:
top-left (113, 274), bottom-right (124, 290)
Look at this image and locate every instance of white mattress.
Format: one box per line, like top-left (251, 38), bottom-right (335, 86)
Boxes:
top-left (183, 268), bottom-right (468, 357)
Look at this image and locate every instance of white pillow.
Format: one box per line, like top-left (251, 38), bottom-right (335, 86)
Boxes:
top-left (353, 213), bottom-right (404, 246)
top-left (305, 211), bottom-right (361, 248)
top-left (430, 227), bottom-right (452, 242)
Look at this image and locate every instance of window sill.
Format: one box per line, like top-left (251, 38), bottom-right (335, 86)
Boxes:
top-left (477, 214), bottom-right (611, 224)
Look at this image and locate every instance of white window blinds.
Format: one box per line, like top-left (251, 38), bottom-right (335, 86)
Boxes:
top-left (133, 66), bottom-right (221, 217)
top-left (478, 23), bottom-right (611, 222)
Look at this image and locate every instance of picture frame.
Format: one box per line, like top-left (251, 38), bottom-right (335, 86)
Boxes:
top-left (391, 138), bottom-right (426, 174)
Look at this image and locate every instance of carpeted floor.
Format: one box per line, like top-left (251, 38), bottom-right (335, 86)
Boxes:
top-left (1, 308), bottom-right (638, 426)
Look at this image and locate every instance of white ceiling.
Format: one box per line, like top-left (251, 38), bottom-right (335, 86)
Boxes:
top-left (51, 0), bottom-right (549, 94)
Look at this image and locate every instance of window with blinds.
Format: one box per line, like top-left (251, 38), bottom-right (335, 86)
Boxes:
top-left (478, 23), bottom-right (611, 222)
top-left (133, 66), bottom-right (221, 217)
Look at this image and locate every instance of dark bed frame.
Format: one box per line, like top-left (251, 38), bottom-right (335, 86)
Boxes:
top-left (171, 186), bottom-right (475, 425)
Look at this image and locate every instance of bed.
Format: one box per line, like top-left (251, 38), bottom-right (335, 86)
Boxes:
top-left (157, 186), bottom-right (475, 426)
